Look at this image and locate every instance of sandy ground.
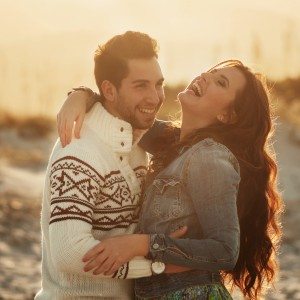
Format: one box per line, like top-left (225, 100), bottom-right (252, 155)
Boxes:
top-left (0, 121), bottom-right (299, 300)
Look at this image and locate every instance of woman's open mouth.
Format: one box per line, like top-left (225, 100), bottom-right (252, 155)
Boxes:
top-left (191, 81), bottom-right (203, 97)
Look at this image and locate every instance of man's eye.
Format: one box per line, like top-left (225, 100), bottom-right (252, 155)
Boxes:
top-left (136, 84), bottom-right (147, 88)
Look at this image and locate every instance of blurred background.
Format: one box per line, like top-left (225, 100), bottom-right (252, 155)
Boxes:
top-left (0, 0), bottom-right (299, 299)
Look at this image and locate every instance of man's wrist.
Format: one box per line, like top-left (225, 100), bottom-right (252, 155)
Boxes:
top-left (133, 234), bottom-right (150, 256)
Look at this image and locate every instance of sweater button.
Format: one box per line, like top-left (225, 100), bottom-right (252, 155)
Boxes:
top-left (120, 127), bottom-right (124, 132)
top-left (120, 156), bottom-right (123, 161)
top-left (121, 142), bottom-right (124, 146)
top-left (153, 243), bottom-right (159, 250)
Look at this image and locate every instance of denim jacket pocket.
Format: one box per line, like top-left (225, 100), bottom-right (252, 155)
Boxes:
top-left (152, 177), bottom-right (184, 219)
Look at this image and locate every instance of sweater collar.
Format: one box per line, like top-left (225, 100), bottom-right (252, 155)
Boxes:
top-left (85, 103), bottom-right (135, 154)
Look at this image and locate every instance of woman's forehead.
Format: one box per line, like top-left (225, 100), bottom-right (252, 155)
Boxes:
top-left (215, 66), bottom-right (246, 90)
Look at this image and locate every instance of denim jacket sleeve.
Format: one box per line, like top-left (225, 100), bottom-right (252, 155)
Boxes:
top-left (138, 119), bottom-right (179, 155)
top-left (148, 143), bottom-right (241, 272)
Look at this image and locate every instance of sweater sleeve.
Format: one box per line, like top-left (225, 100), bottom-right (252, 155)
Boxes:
top-left (48, 153), bottom-right (151, 279)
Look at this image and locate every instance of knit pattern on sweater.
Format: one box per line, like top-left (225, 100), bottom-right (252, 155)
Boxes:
top-left (49, 155), bottom-right (147, 230)
top-left (35, 103), bottom-right (152, 300)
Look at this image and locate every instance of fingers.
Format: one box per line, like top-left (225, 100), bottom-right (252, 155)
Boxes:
top-left (93, 256), bottom-right (116, 275)
top-left (169, 226), bottom-right (188, 238)
top-left (65, 120), bottom-right (73, 146)
top-left (104, 261), bottom-right (120, 276)
top-left (57, 113), bottom-right (61, 139)
top-left (57, 114), bottom-right (65, 147)
top-left (82, 243), bottom-right (104, 263)
top-left (74, 114), bottom-right (84, 139)
top-left (84, 252), bottom-right (108, 272)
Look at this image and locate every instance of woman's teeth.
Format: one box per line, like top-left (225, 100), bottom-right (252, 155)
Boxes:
top-left (192, 82), bottom-right (202, 97)
top-left (139, 108), bottom-right (155, 114)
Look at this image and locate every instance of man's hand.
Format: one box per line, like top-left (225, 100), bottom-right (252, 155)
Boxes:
top-left (164, 264), bottom-right (192, 274)
top-left (82, 226), bottom-right (188, 276)
top-left (82, 234), bottom-right (149, 276)
top-left (164, 227), bottom-right (192, 274)
top-left (57, 91), bottom-right (88, 147)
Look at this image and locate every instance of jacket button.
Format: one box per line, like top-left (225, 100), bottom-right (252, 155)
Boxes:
top-left (120, 127), bottom-right (124, 132)
top-left (120, 156), bottom-right (123, 161)
top-left (121, 142), bottom-right (124, 146)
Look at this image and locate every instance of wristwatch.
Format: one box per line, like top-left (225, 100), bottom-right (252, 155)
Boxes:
top-left (151, 261), bottom-right (165, 275)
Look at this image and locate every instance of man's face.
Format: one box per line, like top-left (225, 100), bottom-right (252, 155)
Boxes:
top-left (113, 57), bottom-right (165, 129)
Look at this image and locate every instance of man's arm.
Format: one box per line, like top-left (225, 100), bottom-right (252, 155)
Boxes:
top-left (48, 144), bottom-right (152, 278)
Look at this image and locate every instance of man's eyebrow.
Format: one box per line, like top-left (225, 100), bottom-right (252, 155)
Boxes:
top-left (132, 79), bottom-right (149, 84)
top-left (220, 74), bottom-right (230, 87)
top-left (132, 78), bottom-right (165, 84)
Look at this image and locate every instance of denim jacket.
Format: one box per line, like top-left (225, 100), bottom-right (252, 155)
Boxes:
top-left (136, 121), bottom-right (241, 296)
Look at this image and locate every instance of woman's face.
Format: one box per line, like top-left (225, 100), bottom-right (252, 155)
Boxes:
top-left (178, 66), bottom-right (246, 124)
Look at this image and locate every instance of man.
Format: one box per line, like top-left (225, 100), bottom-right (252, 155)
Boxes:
top-left (35, 31), bottom-right (166, 299)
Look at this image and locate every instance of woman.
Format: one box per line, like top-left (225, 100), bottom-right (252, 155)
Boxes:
top-left (57, 60), bottom-right (282, 299)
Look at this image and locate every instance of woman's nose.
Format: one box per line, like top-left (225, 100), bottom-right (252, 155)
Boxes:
top-left (200, 72), bottom-right (209, 82)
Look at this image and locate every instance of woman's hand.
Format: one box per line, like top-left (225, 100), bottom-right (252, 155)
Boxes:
top-left (57, 91), bottom-right (89, 147)
top-left (164, 264), bottom-right (192, 274)
top-left (82, 234), bottom-right (149, 275)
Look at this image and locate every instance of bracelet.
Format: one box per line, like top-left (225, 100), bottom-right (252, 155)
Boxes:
top-left (67, 86), bottom-right (92, 96)
top-left (68, 86), bottom-right (101, 101)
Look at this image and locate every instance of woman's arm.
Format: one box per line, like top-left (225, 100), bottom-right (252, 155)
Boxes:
top-left (147, 143), bottom-right (241, 272)
top-left (57, 88), bottom-right (99, 147)
top-left (56, 87), bottom-right (180, 151)
top-left (138, 120), bottom-right (180, 155)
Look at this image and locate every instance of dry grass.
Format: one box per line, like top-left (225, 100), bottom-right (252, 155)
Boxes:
top-left (0, 113), bottom-right (55, 139)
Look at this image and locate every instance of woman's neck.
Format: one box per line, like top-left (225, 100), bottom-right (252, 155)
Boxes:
top-left (180, 115), bottom-right (213, 141)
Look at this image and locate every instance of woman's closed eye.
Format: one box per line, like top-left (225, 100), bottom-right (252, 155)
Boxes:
top-left (217, 79), bottom-right (226, 87)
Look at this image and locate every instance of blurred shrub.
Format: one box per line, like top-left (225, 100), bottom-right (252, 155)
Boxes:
top-left (0, 113), bottom-right (55, 138)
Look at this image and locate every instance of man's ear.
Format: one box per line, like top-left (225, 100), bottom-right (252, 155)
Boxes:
top-left (101, 80), bottom-right (117, 102)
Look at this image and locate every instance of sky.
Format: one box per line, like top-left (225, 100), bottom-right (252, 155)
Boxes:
top-left (0, 0), bottom-right (300, 115)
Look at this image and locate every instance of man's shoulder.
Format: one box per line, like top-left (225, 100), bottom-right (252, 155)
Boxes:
top-left (48, 137), bottom-right (107, 170)
top-left (47, 140), bottom-right (106, 186)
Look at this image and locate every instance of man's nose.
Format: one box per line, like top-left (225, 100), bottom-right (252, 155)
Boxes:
top-left (146, 88), bottom-right (161, 105)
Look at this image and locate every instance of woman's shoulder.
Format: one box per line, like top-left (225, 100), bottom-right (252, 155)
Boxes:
top-left (186, 138), bottom-right (240, 173)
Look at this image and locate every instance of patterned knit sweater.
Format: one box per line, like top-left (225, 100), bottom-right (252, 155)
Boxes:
top-left (35, 103), bottom-right (152, 300)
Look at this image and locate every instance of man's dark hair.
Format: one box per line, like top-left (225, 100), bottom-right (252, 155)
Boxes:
top-left (94, 31), bottom-right (158, 96)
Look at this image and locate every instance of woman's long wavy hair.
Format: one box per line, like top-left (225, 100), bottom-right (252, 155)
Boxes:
top-left (149, 60), bottom-right (283, 299)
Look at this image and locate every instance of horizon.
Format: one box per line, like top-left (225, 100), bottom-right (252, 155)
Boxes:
top-left (0, 0), bottom-right (300, 116)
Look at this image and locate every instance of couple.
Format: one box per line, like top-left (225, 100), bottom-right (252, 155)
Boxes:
top-left (35, 31), bottom-right (282, 299)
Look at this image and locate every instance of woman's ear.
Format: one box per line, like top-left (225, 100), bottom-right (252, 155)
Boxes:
top-left (101, 80), bottom-right (117, 102)
top-left (217, 110), bottom-right (237, 124)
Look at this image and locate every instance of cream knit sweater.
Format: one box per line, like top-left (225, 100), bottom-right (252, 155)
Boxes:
top-left (35, 103), bottom-right (152, 300)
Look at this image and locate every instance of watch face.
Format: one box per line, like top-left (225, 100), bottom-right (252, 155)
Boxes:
top-left (152, 261), bottom-right (165, 274)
